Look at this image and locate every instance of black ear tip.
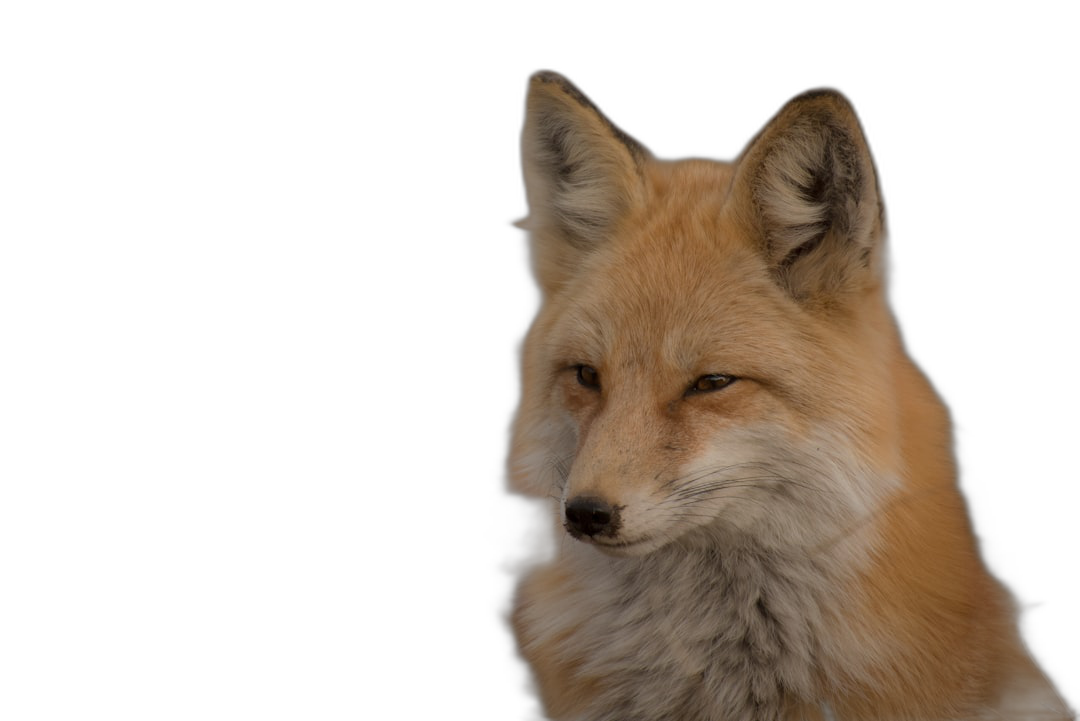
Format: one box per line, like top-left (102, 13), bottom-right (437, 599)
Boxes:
top-left (530, 70), bottom-right (578, 97)
top-left (792, 87), bottom-right (845, 102)
top-left (787, 88), bottom-right (858, 116)
top-left (528, 71), bottom-right (595, 109)
top-left (531, 70), bottom-right (567, 85)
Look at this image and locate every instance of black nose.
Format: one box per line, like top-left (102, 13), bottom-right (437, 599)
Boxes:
top-left (564, 496), bottom-right (618, 537)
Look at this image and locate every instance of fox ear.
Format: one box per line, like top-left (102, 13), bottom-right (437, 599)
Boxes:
top-left (729, 90), bottom-right (885, 305)
top-left (520, 71), bottom-right (648, 291)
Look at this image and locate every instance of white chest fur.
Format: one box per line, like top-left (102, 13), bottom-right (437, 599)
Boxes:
top-left (523, 540), bottom-right (840, 721)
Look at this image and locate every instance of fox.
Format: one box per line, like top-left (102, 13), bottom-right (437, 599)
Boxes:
top-left (507, 71), bottom-right (1073, 721)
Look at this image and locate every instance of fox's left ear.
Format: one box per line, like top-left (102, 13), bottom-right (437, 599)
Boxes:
top-left (728, 90), bottom-right (885, 306)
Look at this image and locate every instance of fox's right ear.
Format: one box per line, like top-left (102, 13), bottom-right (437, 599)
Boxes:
top-left (519, 71), bottom-right (648, 292)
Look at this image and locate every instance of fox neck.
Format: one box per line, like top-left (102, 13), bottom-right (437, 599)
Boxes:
top-left (553, 537), bottom-right (842, 721)
top-left (549, 348), bottom-right (1009, 716)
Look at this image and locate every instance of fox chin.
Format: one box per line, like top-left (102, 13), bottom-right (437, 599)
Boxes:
top-left (507, 71), bottom-right (1072, 721)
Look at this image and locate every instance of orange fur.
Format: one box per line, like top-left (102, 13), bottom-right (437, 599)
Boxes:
top-left (509, 72), bottom-right (1071, 720)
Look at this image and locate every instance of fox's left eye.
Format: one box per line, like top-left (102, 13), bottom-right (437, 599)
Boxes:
top-left (687, 374), bottom-right (736, 395)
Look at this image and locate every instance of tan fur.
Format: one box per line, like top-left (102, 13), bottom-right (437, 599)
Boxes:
top-left (509, 72), bottom-right (1071, 720)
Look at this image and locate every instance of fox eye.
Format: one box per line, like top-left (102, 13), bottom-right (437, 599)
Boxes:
top-left (576, 365), bottom-right (601, 390)
top-left (687, 374), bottom-right (736, 395)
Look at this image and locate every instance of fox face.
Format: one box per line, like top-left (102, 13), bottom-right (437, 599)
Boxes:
top-left (511, 73), bottom-right (901, 559)
top-left (509, 72), bottom-right (1071, 721)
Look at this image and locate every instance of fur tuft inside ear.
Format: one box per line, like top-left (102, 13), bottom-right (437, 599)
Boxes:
top-left (520, 72), bottom-right (648, 291)
top-left (731, 90), bottom-right (884, 305)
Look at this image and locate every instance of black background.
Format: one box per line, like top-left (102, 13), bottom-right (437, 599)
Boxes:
top-left (332, 38), bottom-right (1075, 716)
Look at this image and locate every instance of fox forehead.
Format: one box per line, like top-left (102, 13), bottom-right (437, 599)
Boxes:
top-left (541, 174), bottom-right (807, 379)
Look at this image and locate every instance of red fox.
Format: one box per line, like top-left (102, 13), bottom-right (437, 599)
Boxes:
top-left (508, 71), bottom-right (1072, 721)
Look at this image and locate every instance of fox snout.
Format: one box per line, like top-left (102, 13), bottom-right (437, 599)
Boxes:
top-left (563, 495), bottom-right (621, 539)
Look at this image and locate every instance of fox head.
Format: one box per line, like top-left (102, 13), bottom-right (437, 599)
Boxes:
top-left (510, 72), bottom-right (939, 557)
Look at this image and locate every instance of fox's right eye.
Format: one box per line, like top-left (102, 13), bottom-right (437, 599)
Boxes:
top-left (575, 365), bottom-right (601, 390)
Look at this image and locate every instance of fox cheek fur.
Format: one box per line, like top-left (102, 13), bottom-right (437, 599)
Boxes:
top-left (508, 71), bottom-right (1072, 720)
